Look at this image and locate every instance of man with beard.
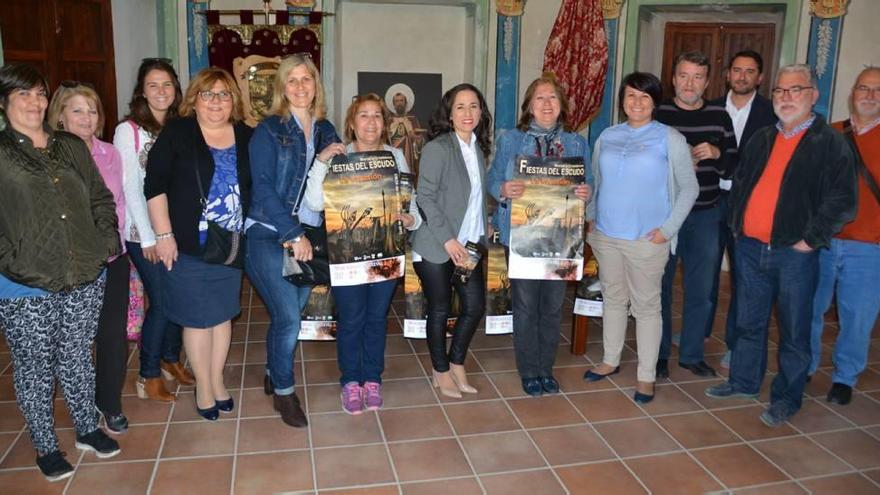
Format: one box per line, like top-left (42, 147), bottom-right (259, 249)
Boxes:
top-left (387, 92), bottom-right (424, 177)
top-left (656, 51), bottom-right (737, 379)
top-left (706, 64), bottom-right (857, 427)
top-left (809, 66), bottom-right (880, 405)
top-left (709, 51), bottom-right (777, 369)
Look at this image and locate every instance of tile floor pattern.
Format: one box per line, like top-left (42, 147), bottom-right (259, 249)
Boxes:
top-left (0, 275), bottom-right (879, 494)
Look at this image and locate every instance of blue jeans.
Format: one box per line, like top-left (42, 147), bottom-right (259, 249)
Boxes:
top-left (660, 205), bottom-right (722, 363)
top-left (332, 279), bottom-right (397, 386)
top-left (128, 242), bottom-right (183, 378)
top-left (730, 237), bottom-right (818, 411)
top-left (245, 225), bottom-right (311, 395)
top-left (706, 192), bottom-right (738, 345)
top-left (809, 238), bottom-right (880, 386)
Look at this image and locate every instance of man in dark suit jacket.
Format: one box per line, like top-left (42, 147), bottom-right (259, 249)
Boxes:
top-left (708, 50), bottom-right (778, 365)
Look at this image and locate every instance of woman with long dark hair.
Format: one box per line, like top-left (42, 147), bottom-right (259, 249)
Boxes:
top-left (411, 83), bottom-right (492, 398)
top-left (114, 58), bottom-right (193, 404)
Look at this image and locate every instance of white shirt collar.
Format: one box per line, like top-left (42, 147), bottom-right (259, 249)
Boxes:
top-left (725, 90), bottom-right (757, 113)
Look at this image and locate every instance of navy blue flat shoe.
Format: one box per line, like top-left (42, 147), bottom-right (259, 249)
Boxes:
top-left (583, 366), bottom-right (620, 382)
top-left (521, 377), bottom-right (543, 397)
top-left (540, 376), bottom-right (560, 394)
top-left (216, 397), bottom-right (234, 413)
top-left (194, 388), bottom-right (219, 421)
top-left (634, 391), bottom-right (654, 404)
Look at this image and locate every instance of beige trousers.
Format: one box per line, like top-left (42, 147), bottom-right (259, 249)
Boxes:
top-left (588, 230), bottom-right (670, 383)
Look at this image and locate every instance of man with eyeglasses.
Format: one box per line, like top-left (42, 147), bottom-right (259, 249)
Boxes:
top-left (655, 51), bottom-right (737, 379)
top-left (706, 64), bottom-right (857, 427)
top-left (708, 51), bottom-right (778, 370)
top-left (808, 66), bottom-right (880, 406)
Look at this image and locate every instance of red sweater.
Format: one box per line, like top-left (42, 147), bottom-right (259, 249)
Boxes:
top-left (833, 121), bottom-right (880, 243)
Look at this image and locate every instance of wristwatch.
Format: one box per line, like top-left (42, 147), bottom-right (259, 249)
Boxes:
top-left (291, 235), bottom-right (303, 243)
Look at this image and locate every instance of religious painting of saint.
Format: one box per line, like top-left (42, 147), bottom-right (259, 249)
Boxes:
top-left (357, 72), bottom-right (441, 180)
top-left (233, 55), bottom-right (282, 127)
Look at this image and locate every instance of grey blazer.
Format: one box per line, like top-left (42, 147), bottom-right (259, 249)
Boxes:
top-left (411, 132), bottom-right (488, 263)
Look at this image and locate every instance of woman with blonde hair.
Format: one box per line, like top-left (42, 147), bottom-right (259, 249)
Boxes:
top-left (246, 54), bottom-right (341, 427)
top-left (48, 82), bottom-right (130, 434)
top-left (145, 67), bottom-right (253, 420)
top-left (302, 93), bottom-right (421, 414)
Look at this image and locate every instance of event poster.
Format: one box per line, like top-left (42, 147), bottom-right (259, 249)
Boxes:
top-left (485, 231), bottom-right (512, 335)
top-left (324, 151), bottom-right (406, 286)
top-left (403, 249), bottom-right (459, 339)
top-left (508, 155), bottom-right (585, 281)
top-left (299, 284), bottom-right (337, 340)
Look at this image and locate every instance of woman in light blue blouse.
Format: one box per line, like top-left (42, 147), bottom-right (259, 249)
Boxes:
top-left (584, 72), bottom-right (698, 403)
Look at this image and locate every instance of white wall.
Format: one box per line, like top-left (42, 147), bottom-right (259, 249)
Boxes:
top-left (830, 0), bottom-right (880, 120)
top-left (335, 2), bottom-right (468, 124)
top-left (112, 0), bottom-right (159, 120)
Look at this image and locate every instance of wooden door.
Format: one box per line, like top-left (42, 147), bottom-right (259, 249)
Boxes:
top-left (662, 22), bottom-right (775, 102)
top-left (1, 0), bottom-right (118, 138)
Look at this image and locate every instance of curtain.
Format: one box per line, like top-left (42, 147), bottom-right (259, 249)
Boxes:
top-left (542, 0), bottom-right (608, 131)
top-left (206, 10), bottom-right (323, 74)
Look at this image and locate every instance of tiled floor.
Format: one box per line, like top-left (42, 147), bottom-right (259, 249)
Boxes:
top-left (1, 274), bottom-right (879, 494)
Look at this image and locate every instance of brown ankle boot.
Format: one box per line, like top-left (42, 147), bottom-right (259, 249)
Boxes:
top-left (273, 393), bottom-right (308, 427)
top-left (160, 361), bottom-right (195, 386)
top-left (137, 377), bottom-right (175, 402)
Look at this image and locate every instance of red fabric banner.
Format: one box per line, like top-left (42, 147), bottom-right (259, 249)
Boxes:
top-left (542, 0), bottom-right (608, 131)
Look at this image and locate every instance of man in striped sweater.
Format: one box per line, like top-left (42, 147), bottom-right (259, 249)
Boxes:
top-left (656, 51), bottom-right (737, 379)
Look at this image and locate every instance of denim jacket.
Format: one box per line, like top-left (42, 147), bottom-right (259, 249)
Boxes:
top-left (247, 114), bottom-right (340, 244)
top-left (487, 128), bottom-right (593, 246)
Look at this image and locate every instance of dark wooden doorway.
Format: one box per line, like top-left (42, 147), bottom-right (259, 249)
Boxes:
top-left (1, 0), bottom-right (118, 139)
top-left (661, 22), bottom-right (775, 102)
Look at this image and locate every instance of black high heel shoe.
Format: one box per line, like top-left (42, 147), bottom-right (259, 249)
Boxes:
top-left (633, 391), bottom-right (655, 404)
top-left (194, 388), bottom-right (219, 421)
top-left (583, 366), bottom-right (620, 382)
top-left (216, 396), bottom-right (234, 413)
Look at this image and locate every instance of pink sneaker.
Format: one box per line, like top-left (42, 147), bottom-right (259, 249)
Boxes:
top-left (341, 382), bottom-right (363, 415)
top-left (363, 381), bottom-right (383, 411)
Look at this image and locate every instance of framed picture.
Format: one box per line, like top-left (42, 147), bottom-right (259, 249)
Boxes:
top-left (357, 72), bottom-right (441, 179)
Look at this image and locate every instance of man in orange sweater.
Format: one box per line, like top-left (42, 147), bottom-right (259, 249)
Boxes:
top-left (705, 64), bottom-right (857, 427)
top-left (809, 67), bottom-right (880, 406)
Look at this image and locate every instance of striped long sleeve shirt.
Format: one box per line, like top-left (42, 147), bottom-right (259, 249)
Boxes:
top-left (657, 100), bottom-right (737, 209)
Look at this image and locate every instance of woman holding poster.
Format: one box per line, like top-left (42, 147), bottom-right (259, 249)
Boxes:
top-left (303, 93), bottom-right (420, 415)
top-left (584, 72), bottom-right (698, 403)
top-left (246, 54), bottom-right (342, 427)
top-left (487, 75), bottom-right (592, 397)
top-left (412, 84), bottom-right (492, 399)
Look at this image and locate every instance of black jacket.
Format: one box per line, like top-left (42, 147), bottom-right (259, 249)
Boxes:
top-left (144, 117), bottom-right (253, 256)
top-left (729, 116), bottom-right (858, 249)
top-left (710, 92), bottom-right (776, 178)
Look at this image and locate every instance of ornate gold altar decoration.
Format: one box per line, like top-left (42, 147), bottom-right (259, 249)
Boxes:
top-left (233, 55), bottom-right (282, 127)
top-left (286, 0), bottom-right (316, 7)
top-left (809, 0), bottom-right (849, 19)
top-left (497, 0), bottom-right (526, 17)
top-left (601, 0), bottom-right (625, 20)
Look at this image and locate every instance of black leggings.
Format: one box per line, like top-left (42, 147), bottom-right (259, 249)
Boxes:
top-left (414, 259), bottom-right (485, 372)
top-left (95, 254), bottom-right (131, 416)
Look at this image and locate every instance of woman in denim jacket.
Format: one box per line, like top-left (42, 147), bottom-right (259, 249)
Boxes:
top-left (246, 54), bottom-right (342, 427)
top-left (487, 75), bottom-right (592, 397)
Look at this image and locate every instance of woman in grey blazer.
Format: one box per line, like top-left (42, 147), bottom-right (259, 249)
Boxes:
top-left (412, 83), bottom-right (493, 398)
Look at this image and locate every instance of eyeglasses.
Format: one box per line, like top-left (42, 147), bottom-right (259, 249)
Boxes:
top-left (771, 86), bottom-right (813, 98)
top-left (142, 57), bottom-right (173, 65)
top-left (854, 85), bottom-right (880, 97)
top-left (198, 90), bottom-right (232, 102)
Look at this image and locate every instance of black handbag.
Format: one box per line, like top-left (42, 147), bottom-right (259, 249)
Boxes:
top-left (195, 163), bottom-right (245, 269)
top-left (283, 222), bottom-right (330, 286)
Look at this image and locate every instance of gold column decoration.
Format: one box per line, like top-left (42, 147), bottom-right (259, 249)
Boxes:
top-left (286, 0), bottom-right (316, 7)
top-left (497, 0), bottom-right (526, 17)
top-left (601, 0), bottom-right (625, 20)
top-left (809, 0), bottom-right (849, 19)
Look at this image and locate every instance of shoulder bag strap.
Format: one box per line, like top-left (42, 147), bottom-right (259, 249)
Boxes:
top-left (128, 120), bottom-right (140, 151)
top-left (842, 119), bottom-right (880, 205)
